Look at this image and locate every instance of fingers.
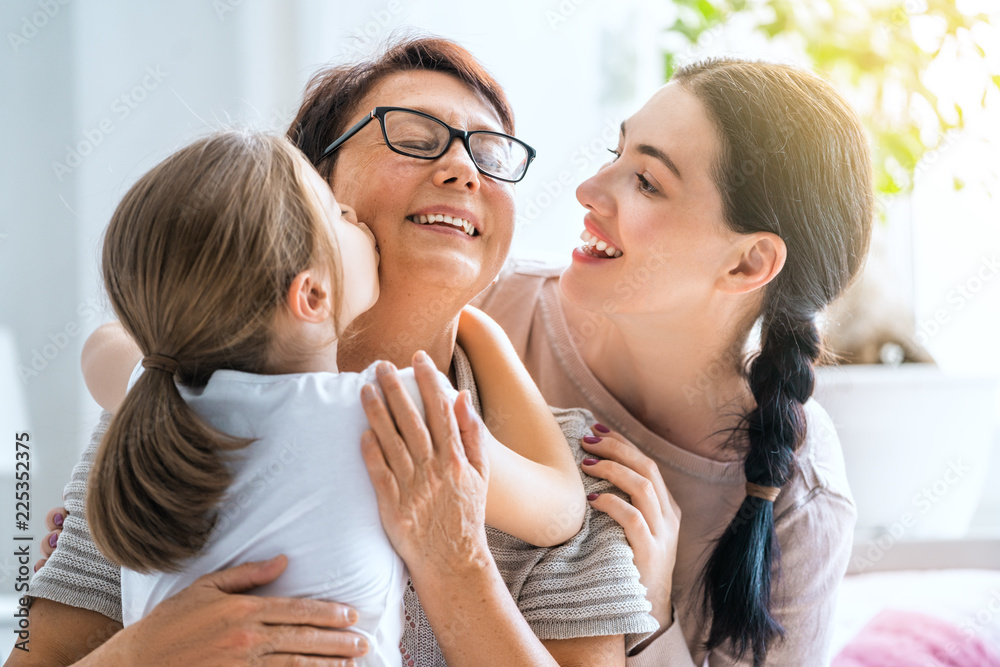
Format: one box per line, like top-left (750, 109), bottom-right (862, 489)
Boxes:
top-left (41, 529), bottom-right (59, 557)
top-left (454, 391), bottom-right (488, 478)
top-left (581, 458), bottom-right (663, 534)
top-left (33, 558), bottom-right (46, 573)
top-left (361, 383), bottom-right (415, 482)
top-left (360, 429), bottom-right (401, 508)
top-left (263, 626), bottom-right (369, 660)
top-left (582, 428), bottom-right (671, 509)
top-left (411, 351), bottom-right (461, 458)
top-left (374, 362), bottom-right (433, 464)
top-left (587, 492), bottom-right (651, 542)
top-left (200, 554), bottom-right (289, 594)
top-left (255, 596), bottom-right (360, 630)
top-left (261, 657), bottom-right (359, 667)
top-left (45, 505), bottom-right (67, 531)
top-left (41, 506), bottom-right (67, 557)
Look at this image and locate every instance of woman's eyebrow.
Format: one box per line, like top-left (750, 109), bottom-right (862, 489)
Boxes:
top-left (621, 120), bottom-right (683, 181)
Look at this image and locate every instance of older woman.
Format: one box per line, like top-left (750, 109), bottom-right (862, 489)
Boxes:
top-left (17, 38), bottom-right (656, 667)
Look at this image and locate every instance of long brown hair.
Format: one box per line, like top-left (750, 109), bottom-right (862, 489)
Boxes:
top-left (673, 59), bottom-right (873, 665)
top-left (88, 130), bottom-right (343, 572)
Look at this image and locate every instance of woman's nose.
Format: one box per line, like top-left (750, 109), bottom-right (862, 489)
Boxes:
top-left (432, 138), bottom-right (481, 193)
top-left (576, 165), bottom-right (615, 217)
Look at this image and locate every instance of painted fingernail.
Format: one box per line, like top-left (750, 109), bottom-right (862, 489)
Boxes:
top-left (583, 435), bottom-right (602, 444)
top-left (356, 636), bottom-right (369, 653)
top-left (594, 423), bottom-right (610, 433)
top-left (376, 362), bottom-right (392, 376)
top-left (582, 458), bottom-right (599, 466)
top-left (33, 562), bottom-right (40, 572)
top-left (53, 513), bottom-right (64, 526)
top-left (48, 533), bottom-right (58, 548)
top-left (587, 493), bottom-right (600, 501)
top-left (346, 608), bottom-right (359, 624)
top-left (415, 350), bottom-right (430, 363)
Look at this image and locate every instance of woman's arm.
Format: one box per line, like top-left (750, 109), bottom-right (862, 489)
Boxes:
top-left (457, 306), bottom-right (585, 546)
top-left (360, 352), bottom-right (624, 666)
top-left (81, 321), bottom-right (141, 412)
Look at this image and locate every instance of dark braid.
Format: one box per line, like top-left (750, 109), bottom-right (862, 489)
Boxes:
top-left (672, 59), bottom-right (873, 665)
top-left (704, 313), bottom-right (821, 663)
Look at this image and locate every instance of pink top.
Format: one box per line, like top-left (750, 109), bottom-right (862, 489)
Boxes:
top-left (475, 260), bottom-right (857, 667)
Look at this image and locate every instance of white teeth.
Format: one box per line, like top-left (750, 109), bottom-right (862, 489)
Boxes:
top-left (408, 214), bottom-right (476, 236)
top-left (579, 228), bottom-right (623, 258)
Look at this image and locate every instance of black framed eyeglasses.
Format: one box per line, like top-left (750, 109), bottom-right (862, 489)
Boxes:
top-left (318, 106), bottom-right (537, 183)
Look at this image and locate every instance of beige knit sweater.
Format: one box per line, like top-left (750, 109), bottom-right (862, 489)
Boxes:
top-left (474, 260), bottom-right (858, 667)
top-left (29, 346), bottom-right (658, 665)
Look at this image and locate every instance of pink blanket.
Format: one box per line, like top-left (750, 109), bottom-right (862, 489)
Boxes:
top-left (833, 609), bottom-right (1000, 667)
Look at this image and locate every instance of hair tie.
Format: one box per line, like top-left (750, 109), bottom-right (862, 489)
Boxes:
top-left (745, 482), bottom-right (781, 503)
top-left (142, 354), bottom-right (180, 374)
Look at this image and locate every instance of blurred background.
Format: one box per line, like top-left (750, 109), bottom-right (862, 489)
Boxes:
top-left (2, 0), bottom-right (999, 661)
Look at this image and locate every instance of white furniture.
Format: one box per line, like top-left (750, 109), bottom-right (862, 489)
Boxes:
top-left (814, 364), bottom-right (998, 541)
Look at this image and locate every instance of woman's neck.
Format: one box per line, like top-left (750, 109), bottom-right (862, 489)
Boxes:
top-left (337, 287), bottom-right (463, 379)
top-left (561, 295), bottom-right (752, 460)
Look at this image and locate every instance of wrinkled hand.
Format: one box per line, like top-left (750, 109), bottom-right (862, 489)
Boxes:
top-left (114, 554), bottom-right (368, 666)
top-left (360, 350), bottom-right (491, 575)
top-left (580, 425), bottom-right (681, 628)
top-left (37, 511), bottom-right (367, 664)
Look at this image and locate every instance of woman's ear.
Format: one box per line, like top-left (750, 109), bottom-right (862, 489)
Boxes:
top-left (717, 232), bottom-right (787, 295)
top-left (286, 269), bottom-right (333, 323)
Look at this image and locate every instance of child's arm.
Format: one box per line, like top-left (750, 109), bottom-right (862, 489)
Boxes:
top-left (456, 306), bottom-right (585, 547)
top-left (81, 321), bottom-right (143, 412)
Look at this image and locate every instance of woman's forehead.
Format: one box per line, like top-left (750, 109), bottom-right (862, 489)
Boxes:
top-left (360, 70), bottom-right (504, 132)
top-left (626, 83), bottom-right (721, 176)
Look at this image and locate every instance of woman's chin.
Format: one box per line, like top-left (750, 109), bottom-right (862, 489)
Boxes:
top-left (558, 262), bottom-right (608, 315)
top-left (385, 250), bottom-right (486, 302)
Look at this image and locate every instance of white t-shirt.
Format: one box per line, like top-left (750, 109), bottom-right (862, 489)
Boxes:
top-left (121, 360), bottom-right (457, 667)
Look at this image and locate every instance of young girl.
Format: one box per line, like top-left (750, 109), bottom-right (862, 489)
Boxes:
top-left (83, 130), bottom-right (586, 666)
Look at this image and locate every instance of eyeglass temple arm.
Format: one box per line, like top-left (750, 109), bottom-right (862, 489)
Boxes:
top-left (318, 110), bottom-right (376, 162)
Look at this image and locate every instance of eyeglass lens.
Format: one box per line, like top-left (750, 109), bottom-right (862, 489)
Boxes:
top-left (382, 110), bottom-right (529, 181)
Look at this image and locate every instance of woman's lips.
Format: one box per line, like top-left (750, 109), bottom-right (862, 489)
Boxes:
top-left (406, 216), bottom-right (477, 240)
top-left (406, 208), bottom-right (480, 237)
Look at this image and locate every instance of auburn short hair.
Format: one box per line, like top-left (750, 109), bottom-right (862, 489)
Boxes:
top-left (287, 36), bottom-right (514, 179)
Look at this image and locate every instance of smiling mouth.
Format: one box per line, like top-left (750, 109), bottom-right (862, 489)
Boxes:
top-left (406, 214), bottom-right (478, 237)
top-left (580, 230), bottom-right (623, 258)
